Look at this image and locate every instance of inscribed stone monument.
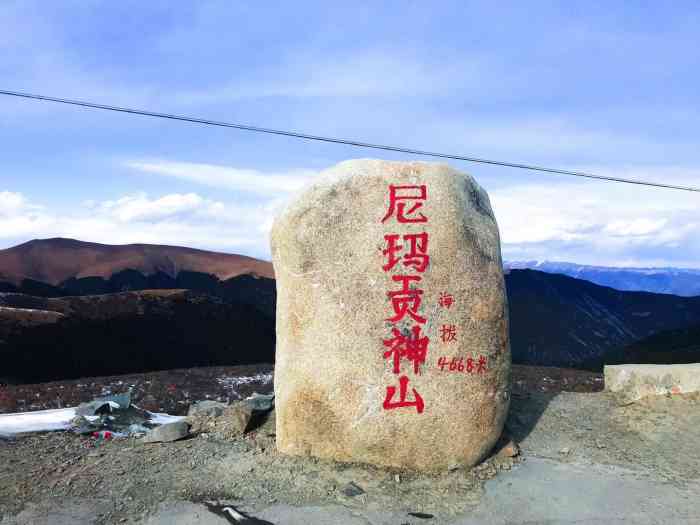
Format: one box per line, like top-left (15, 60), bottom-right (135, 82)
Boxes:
top-left (271, 159), bottom-right (511, 471)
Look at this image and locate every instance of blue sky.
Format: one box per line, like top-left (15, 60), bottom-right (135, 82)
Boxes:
top-left (1, 1), bottom-right (699, 267)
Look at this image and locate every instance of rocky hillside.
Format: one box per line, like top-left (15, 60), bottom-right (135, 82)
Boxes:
top-left (607, 323), bottom-right (700, 366)
top-left (507, 269), bottom-right (700, 369)
top-left (0, 287), bottom-right (275, 384)
top-left (505, 260), bottom-right (700, 296)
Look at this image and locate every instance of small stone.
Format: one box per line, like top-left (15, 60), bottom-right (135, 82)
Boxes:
top-left (187, 400), bottom-right (228, 417)
top-left (395, 474), bottom-right (401, 483)
top-left (187, 403), bottom-right (252, 439)
top-left (559, 447), bottom-right (571, 455)
top-left (496, 439), bottom-right (520, 458)
top-left (595, 439), bottom-right (607, 449)
top-left (143, 421), bottom-right (190, 443)
top-left (241, 392), bottom-right (275, 413)
top-left (218, 404), bottom-right (253, 438)
top-left (341, 481), bottom-right (365, 497)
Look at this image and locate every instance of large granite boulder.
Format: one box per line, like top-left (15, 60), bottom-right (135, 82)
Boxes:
top-left (271, 159), bottom-right (510, 471)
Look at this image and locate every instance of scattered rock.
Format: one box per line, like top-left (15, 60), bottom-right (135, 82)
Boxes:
top-left (187, 400), bottom-right (229, 417)
top-left (271, 159), bottom-right (511, 471)
top-left (241, 393), bottom-right (274, 413)
top-left (69, 415), bottom-right (95, 434)
top-left (595, 439), bottom-right (607, 449)
top-left (76, 389), bottom-right (132, 416)
top-left (341, 482), bottom-right (365, 497)
top-left (143, 421), bottom-right (190, 443)
top-left (495, 438), bottom-right (520, 458)
top-left (559, 447), bottom-right (571, 455)
top-left (187, 403), bottom-right (253, 440)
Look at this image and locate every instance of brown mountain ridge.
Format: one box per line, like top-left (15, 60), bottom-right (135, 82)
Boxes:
top-left (0, 238), bottom-right (274, 286)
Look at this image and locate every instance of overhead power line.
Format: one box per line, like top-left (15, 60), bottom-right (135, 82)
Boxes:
top-left (1, 88), bottom-right (699, 193)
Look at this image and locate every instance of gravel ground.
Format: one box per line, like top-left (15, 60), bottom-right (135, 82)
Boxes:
top-left (3, 365), bottom-right (698, 525)
top-left (0, 408), bottom-right (520, 523)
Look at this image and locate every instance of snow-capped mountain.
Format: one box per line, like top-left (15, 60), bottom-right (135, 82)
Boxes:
top-left (504, 261), bottom-right (700, 297)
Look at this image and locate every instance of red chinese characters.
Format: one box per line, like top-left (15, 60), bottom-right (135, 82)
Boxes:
top-left (381, 233), bottom-right (429, 272)
top-left (386, 275), bottom-right (426, 324)
top-left (439, 324), bottom-right (457, 343)
top-left (383, 375), bottom-right (424, 412)
top-left (380, 184), bottom-right (429, 414)
top-left (383, 326), bottom-right (429, 375)
top-left (381, 185), bottom-right (428, 223)
top-left (439, 292), bottom-right (455, 309)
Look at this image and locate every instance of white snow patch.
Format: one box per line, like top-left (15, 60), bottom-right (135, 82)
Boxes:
top-left (0, 407), bottom-right (184, 435)
top-left (0, 407), bottom-right (76, 434)
top-left (147, 412), bottom-right (185, 425)
top-left (216, 373), bottom-right (273, 391)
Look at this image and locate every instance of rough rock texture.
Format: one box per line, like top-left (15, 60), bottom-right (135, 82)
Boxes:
top-left (188, 400), bottom-right (229, 418)
top-left (605, 363), bottom-right (700, 404)
top-left (143, 421), bottom-right (190, 443)
top-left (187, 404), bottom-right (253, 439)
top-left (271, 159), bottom-right (511, 471)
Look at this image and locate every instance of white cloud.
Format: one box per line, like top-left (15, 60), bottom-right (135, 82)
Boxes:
top-left (0, 191), bottom-right (278, 258)
top-left (604, 218), bottom-right (667, 237)
top-left (2, 162), bottom-right (700, 267)
top-left (0, 191), bottom-right (31, 214)
top-left (489, 174), bottom-right (700, 267)
top-left (100, 193), bottom-right (208, 222)
top-left (0, 191), bottom-right (54, 237)
top-left (125, 160), bottom-right (316, 196)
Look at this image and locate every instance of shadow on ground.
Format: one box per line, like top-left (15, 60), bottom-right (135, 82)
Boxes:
top-left (503, 391), bottom-right (557, 445)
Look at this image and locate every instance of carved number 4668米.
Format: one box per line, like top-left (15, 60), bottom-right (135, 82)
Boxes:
top-left (437, 356), bottom-right (488, 374)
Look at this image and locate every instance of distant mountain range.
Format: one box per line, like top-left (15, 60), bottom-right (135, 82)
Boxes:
top-left (505, 260), bottom-right (700, 296)
top-left (507, 269), bottom-right (700, 369)
top-left (1, 238), bottom-right (699, 382)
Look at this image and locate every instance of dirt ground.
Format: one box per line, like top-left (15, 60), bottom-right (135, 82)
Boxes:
top-left (0, 409), bottom-right (521, 523)
top-left (3, 365), bottom-right (698, 524)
